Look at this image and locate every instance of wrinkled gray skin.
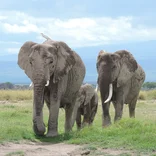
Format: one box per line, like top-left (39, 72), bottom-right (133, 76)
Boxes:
top-left (72, 84), bottom-right (98, 129)
top-left (18, 35), bottom-right (86, 137)
top-left (96, 50), bottom-right (145, 127)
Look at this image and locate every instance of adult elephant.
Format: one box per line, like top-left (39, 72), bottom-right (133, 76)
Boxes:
top-left (96, 50), bottom-right (145, 127)
top-left (72, 83), bottom-right (98, 129)
top-left (17, 34), bottom-right (86, 137)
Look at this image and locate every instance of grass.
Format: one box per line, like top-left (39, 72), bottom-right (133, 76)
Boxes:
top-left (6, 151), bottom-right (25, 156)
top-left (0, 90), bottom-right (32, 101)
top-left (139, 90), bottom-right (156, 100)
top-left (0, 89), bottom-right (156, 101)
top-left (0, 90), bottom-right (156, 154)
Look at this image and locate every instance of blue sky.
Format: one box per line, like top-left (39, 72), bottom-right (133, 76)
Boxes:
top-left (0, 0), bottom-right (156, 83)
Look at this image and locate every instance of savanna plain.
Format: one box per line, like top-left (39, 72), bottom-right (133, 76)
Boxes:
top-left (0, 90), bottom-right (156, 156)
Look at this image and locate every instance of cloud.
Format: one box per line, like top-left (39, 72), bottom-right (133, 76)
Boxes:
top-left (0, 16), bottom-right (7, 20)
top-left (0, 41), bottom-right (21, 44)
top-left (3, 23), bottom-right (38, 33)
top-left (7, 48), bottom-right (20, 54)
top-left (1, 11), bottom-right (156, 47)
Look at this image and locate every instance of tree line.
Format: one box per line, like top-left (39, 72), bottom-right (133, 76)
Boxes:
top-left (142, 82), bottom-right (156, 90)
top-left (0, 82), bottom-right (156, 90)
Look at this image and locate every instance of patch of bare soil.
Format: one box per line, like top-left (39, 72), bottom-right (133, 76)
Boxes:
top-left (0, 141), bottom-right (81, 156)
top-left (0, 141), bottom-right (155, 156)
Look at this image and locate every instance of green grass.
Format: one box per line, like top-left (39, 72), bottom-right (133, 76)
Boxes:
top-left (0, 90), bottom-right (156, 154)
top-left (6, 151), bottom-right (25, 156)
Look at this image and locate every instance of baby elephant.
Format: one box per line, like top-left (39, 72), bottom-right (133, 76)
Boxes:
top-left (74, 83), bottom-right (98, 129)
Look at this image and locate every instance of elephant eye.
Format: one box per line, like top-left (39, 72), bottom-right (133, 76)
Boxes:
top-left (49, 60), bottom-right (53, 64)
top-left (112, 65), bottom-right (116, 69)
top-left (29, 60), bottom-right (32, 65)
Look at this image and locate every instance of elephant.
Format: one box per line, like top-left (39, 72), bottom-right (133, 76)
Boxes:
top-left (96, 50), bottom-right (145, 127)
top-left (17, 34), bottom-right (86, 137)
top-left (72, 83), bottom-right (98, 129)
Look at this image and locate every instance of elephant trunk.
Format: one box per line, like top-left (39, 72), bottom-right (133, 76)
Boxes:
top-left (32, 77), bottom-right (46, 136)
top-left (99, 69), bottom-right (111, 103)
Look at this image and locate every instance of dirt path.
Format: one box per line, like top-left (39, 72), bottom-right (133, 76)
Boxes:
top-left (0, 142), bottom-right (155, 156)
top-left (0, 142), bottom-right (81, 156)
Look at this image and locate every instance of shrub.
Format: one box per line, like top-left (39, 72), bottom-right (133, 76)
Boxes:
top-left (138, 91), bottom-right (146, 100)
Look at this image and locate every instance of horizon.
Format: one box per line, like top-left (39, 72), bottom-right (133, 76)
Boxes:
top-left (1, 0), bottom-right (156, 83)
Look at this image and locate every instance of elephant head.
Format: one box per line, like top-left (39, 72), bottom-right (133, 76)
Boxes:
top-left (96, 50), bottom-right (138, 103)
top-left (18, 39), bottom-right (76, 135)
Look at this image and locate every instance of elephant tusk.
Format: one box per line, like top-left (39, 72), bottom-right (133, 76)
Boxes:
top-left (104, 83), bottom-right (113, 103)
top-left (29, 82), bottom-right (34, 88)
top-left (45, 80), bottom-right (49, 86)
top-left (95, 85), bottom-right (98, 92)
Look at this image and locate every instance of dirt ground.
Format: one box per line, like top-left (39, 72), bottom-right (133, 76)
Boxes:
top-left (0, 141), bottom-right (155, 156)
top-left (0, 142), bottom-right (80, 156)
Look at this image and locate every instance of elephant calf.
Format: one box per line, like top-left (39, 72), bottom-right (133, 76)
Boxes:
top-left (73, 83), bottom-right (98, 129)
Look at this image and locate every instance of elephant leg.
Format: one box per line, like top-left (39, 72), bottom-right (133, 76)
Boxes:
top-left (64, 101), bottom-right (76, 133)
top-left (82, 103), bottom-right (91, 127)
top-left (90, 104), bottom-right (98, 125)
top-left (46, 100), bottom-right (60, 137)
top-left (76, 108), bottom-right (81, 130)
top-left (102, 101), bottom-right (111, 127)
top-left (71, 102), bottom-right (80, 127)
top-left (46, 88), bottom-right (61, 137)
top-left (89, 95), bottom-right (98, 125)
top-left (33, 96), bottom-right (45, 136)
top-left (114, 90), bottom-right (124, 122)
top-left (129, 96), bottom-right (137, 118)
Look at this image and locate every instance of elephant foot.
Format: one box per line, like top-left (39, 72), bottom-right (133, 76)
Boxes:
top-left (46, 131), bottom-right (58, 137)
top-left (102, 124), bottom-right (111, 128)
top-left (102, 121), bottom-right (111, 128)
top-left (82, 122), bottom-right (89, 128)
top-left (114, 116), bottom-right (122, 123)
top-left (33, 123), bottom-right (46, 136)
top-left (102, 116), bottom-right (111, 128)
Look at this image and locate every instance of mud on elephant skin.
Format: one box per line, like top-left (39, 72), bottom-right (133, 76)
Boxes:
top-left (72, 83), bottom-right (98, 129)
top-left (96, 50), bottom-right (145, 127)
top-left (17, 34), bottom-right (86, 137)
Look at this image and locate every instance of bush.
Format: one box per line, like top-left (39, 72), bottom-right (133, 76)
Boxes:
top-left (138, 91), bottom-right (146, 100)
top-left (147, 90), bottom-right (156, 100)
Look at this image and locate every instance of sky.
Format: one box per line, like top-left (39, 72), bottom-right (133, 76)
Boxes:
top-left (0, 0), bottom-right (156, 83)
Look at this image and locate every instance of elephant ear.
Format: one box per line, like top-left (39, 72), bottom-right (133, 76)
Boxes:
top-left (115, 50), bottom-right (138, 87)
top-left (52, 41), bottom-right (76, 83)
top-left (18, 41), bottom-right (37, 80)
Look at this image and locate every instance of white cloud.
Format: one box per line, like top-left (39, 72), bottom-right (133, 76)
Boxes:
top-left (3, 22), bottom-right (39, 33)
top-left (7, 48), bottom-right (19, 54)
top-left (0, 41), bottom-right (21, 44)
top-left (1, 11), bottom-right (156, 47)
top-left (0, 16), bottom-right (7, 20)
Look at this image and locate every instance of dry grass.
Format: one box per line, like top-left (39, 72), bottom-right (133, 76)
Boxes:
top-left (139, 90), bottom-right (156, 100)
top-left (0, 89), bottom-right (156, 102)
top-left (0, 90), bottom-right (32, 101)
